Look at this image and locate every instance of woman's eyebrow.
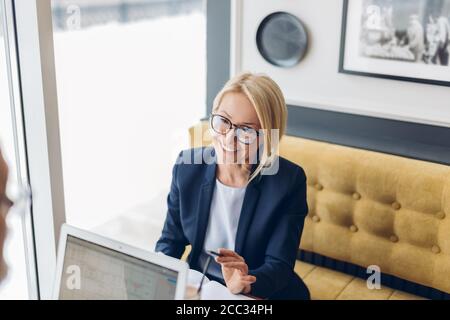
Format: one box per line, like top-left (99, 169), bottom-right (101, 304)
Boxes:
top-left (220, 111), bottom-right (257, 127)
top-left (221, 110), bottom-right (233, 119)
top-left (236, 120), bottom-right (258, 128)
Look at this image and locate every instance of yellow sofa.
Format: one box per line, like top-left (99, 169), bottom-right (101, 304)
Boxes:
top-left (189, 122), bottom-right (450, 300)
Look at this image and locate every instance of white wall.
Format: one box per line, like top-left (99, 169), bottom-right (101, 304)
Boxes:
top-left (236, 0), bottom-right (450, 128)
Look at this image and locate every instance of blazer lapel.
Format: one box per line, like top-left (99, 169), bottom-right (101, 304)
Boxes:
top-left (191, 151), bottom-right (217, 263)
top-left (234, 173), bottom-right (261, 255)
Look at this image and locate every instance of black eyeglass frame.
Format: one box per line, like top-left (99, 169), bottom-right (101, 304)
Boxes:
top-left (209, 114), bottom-right (261, 145)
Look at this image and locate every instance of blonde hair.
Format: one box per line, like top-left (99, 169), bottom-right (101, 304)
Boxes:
top-left (212, 72), bottom-right (287, 182)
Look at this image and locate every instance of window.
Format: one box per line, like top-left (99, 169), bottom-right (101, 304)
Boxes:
top-left (0, 2), bottom-right (29, 300)
top-left (51, 0), bottom-right (206, 250)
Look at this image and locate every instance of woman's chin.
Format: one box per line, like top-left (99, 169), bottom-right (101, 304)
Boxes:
top-left (216, 150), bottom-right (246, 165)
top-left (213, 142), bottom-right (247, 164)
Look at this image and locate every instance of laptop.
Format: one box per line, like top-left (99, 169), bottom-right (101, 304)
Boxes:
top-left (53, 224), bottom-right (188, 300)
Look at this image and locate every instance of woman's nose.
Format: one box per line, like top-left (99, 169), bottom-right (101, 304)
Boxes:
top-left (224, 128), bottom-right (238, 145)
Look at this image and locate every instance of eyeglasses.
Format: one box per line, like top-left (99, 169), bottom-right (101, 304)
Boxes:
top-left (210, 114), bottom-right (260, 145)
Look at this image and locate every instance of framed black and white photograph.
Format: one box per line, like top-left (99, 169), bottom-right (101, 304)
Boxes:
top-left (340, 0), bottom-right (450, 86)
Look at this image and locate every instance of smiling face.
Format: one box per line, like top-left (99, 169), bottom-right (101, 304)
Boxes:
top-left (210, 72), bottom-right (287, 183)
top-left (212, 92), bottom-right (261, 165)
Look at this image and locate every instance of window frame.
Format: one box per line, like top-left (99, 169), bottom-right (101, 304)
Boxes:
top-left (4, 0), bottom-right (66, 300)
top-left (4, 0), bottom-right (209, 300)
top-left (1, 0), bottom-right (39, 300)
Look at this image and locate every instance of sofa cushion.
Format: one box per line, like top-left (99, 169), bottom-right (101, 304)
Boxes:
top-left (295, 261), bottom-right (425, 300)
top-left (295, 260), bottom-right (353, 299)
top-left (281, 135), bottom-right (450, 294)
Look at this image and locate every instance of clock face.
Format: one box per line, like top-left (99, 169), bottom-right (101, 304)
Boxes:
top-left (256, 12), bottom-right (308, 68)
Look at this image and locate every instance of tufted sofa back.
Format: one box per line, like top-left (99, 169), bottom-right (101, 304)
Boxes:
top-left (189, 122), bottom-right (450, 294)
top-left (281, 136), bottom-right (450, 294)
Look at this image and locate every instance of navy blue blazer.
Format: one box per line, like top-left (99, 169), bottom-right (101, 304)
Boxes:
top-left (155, 147), bottom-right (310, 299)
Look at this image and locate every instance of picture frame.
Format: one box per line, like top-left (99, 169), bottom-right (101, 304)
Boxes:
top-left (339, 0), bottom-right (450, 87)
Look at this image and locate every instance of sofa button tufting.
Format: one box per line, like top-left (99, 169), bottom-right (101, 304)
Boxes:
top-left (392, 202), bottom-right (401, 210)
top-left (312, 215), bottom-right (321, 223)
top-left (390, 235), bottom-right (399, 243)
top-left (350, 225), bottom-right (358, 233)
top-left (352, 192), bottom-right (361, 200)
top-left (436, 212), bottom-right (446, 220)
top-left (432, 245), bottom-right (441, 254)
top-left (315, 183), bottom-right (323, 191)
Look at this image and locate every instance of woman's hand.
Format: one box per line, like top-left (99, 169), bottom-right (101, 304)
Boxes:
top-left (216, 248), bottom-right (256, 295)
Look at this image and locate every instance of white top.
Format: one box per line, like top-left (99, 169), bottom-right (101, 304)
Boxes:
top-left (198, 179), bottom-right (247, 279)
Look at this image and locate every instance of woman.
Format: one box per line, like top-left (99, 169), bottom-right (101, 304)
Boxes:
top-left (156, 72), bottom-right (310, 300)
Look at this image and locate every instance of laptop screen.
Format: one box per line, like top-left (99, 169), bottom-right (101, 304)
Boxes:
top-left (58, 235), bottom-right (178, 300)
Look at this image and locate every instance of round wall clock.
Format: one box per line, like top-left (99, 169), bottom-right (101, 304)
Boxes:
top-left (256, 12), bottom-right (309, 68)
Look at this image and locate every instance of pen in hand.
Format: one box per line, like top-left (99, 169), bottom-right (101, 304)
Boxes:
top-left (206, 250), bottom-right (223, 258)
top-left (197, 255), bottom-right (212, 295)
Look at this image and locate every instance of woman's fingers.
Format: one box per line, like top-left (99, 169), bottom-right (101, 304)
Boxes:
top-left (221, 261), bottom-right (247, 268)
top-left (215, 249), bottom-right (255, 294)
top-left (239, 280), bottom-right (255, 287)
top-left (220, 261), bottom-right (248, 273)
top-left (216, 256), bottom-right (242, 263)
top-left (218, 248), bottom-right (244, 261)
top-left (240, 275), bottom-right (256, 283)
